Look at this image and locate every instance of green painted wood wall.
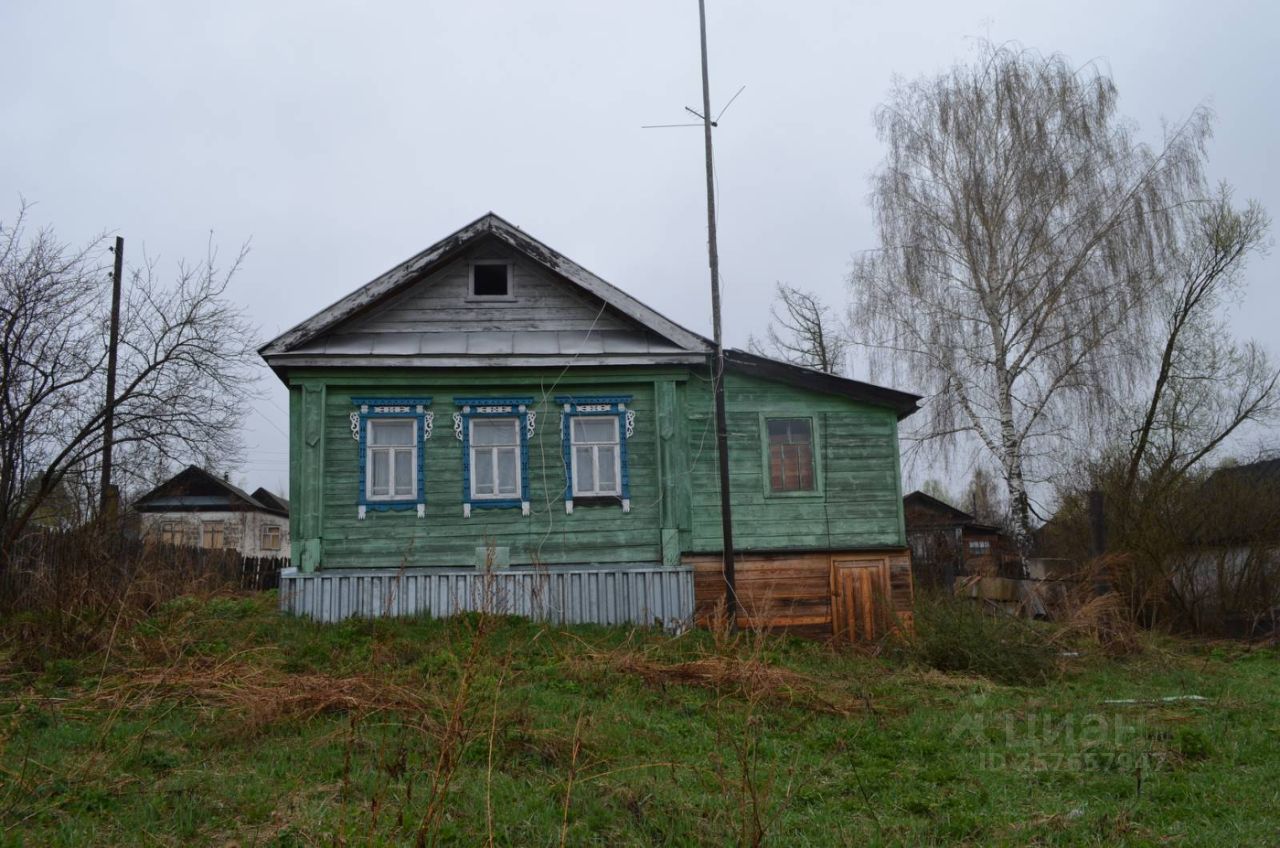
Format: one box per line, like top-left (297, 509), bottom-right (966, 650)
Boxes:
top-left (684, 372), bottom-right (906, 554)
top-left (286, 366), bottom-right (905, 571)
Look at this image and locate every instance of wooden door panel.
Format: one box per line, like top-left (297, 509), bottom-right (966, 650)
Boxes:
top-left (831, 558), bottom-right (889, 642)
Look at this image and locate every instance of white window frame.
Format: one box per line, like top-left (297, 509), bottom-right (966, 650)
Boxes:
top-left (261, 523), bottom-right (282, 551)
top-left (469, 417), bottom-right (522, 501)
top-left (569, 415), bottom-right (622, 497)
top-left (366, 418), bottom-right (418, 502)
top-left (467, 260), bottom-right (515, 301)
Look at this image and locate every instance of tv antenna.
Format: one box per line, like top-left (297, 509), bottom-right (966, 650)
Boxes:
top-left (643, 1), bottom-right (742, 624)
top-left (641, 84), bottom-right (745, 130)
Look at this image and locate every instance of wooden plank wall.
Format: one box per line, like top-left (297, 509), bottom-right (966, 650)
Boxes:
top-left (684, 373), bottom-right (907, 555)
top-left (337, 241), bottom-right (636, 336)
top-left (688, 549), bottom-right (913, 640)
top-left (307, 371), bottom-right (670, 568)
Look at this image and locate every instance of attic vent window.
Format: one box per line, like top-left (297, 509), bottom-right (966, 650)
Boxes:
top-left (470, 262), bottom-right (512, 298)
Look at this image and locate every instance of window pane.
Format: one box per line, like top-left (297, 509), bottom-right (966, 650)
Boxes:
top-left (572, 417), bottom-right (616, 444)
top-left (574, 446), bottom-right (594, 492)
top-left (393, 449), bottom-right (413, 495)
top-left (597, 445), bottom-right (618, 491)
top-left (474, 450), bottom-right (494, 495)
top-left (497, 448), bottom-right (518, 495)
top-left (767, 419), bottom-right (815, 492)
top-left (767, 418), bottom-right (811, 444)
top-left (371, 449), bottom-right (390, 495)
top-left (472, 264), bottom-right (510, 297)
top-left (371, 419), bottom-right (414, 446)
top-left (473, 418), bottom-right (518, 446)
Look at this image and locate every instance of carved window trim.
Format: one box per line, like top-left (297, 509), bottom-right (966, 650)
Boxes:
top-left (351, 397), bottom-right (433, 519)
top-left (554, 395), bottom-right (634, 514)
top-left (454, 397), bottom-right (535, 517)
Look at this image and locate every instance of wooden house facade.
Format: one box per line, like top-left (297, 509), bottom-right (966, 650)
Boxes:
top-left (134, 465), bottom-right (291, 559)
top-left (903, 490), bottom-right (1016, 587)
top-left (260, 214), bottom-right (920, 638)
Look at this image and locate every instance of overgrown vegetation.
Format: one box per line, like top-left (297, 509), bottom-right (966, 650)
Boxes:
top-left (907, 592), bottom-right (1057, 685)
top-left (0, 527), bottom-right (273, 665)
top-left (2, 591), bottom-right (1278, 846)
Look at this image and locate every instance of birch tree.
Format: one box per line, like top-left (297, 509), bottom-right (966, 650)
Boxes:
top-left (849, 41), bottom-right (1210, 551)
top-left (0, 204), bottom-right (258, 552)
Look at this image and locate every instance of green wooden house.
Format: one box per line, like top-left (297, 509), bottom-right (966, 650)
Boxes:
top-left (261, 214), bottom-right (920, 638)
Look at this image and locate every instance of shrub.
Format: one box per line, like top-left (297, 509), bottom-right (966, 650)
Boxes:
top-left (909, 592), bottom-right (1057, 685)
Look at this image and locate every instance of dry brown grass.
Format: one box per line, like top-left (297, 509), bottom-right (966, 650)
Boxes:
top-left (573, 646), bottom-right (870, 718)
top-left (1048, 556), bottom-right (1142, 656)
top-left (91, 651), bottom-right (439, 732)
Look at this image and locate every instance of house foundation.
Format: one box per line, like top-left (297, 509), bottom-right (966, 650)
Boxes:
top-left (278, 563), bottom-right (694, 627)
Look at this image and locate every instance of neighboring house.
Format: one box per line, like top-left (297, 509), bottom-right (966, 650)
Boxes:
top-left (134, 465), bottom-right (291, 559)
top-left (903, 490), bottom-right (1015, 586)
top-left (259, 213), bottom-right (921, 638)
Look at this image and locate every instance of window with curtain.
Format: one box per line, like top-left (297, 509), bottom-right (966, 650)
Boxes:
top-left (766, 417), bottom-right (815, 492)
top-left (571, 416), bottom-right (621, 497)
top-left (470, 417), bottom-right (521, 500)
top-left (367, 418), bottom-right (417, 500)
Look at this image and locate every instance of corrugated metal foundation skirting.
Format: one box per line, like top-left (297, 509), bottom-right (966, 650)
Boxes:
top-left (278, 564), bottom-right (694, 629)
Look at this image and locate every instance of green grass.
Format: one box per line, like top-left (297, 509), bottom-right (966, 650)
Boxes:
top-left (2, 593), bottom-right (1279, 846)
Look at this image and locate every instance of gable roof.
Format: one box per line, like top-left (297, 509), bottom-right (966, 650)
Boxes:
top-left (258, 213), bottom-right (921, 419)
top-left (903, 490), bottom-right (1002, 533)
top-left (133, 466), bottom-right (288, 517)
top-left (259, 212), bottom-right (711, 368)
top-left (251, 487), bottom-right (291, 516)
top-left (904, 490), bottom-right (975, 523)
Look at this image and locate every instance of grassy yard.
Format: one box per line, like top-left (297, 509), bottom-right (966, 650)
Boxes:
top-left (1, 592), bottom-right (1278, 846)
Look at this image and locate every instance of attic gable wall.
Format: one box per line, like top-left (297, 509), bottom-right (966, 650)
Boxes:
top-left (336, 239), bottom-right (636, 336)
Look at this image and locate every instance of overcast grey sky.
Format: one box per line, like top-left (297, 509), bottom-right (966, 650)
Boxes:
top-left (3, 0), bottom-right (1277, 496)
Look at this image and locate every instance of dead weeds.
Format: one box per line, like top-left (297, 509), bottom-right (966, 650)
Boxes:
top-left (573, 648), bottom-right (871, 717)
top-left (90, 651), bottom-right (439, 732)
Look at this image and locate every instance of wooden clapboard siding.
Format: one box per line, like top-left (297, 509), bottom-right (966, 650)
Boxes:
top-left (337, 239), bottom-right (637, 336)
top-left (289, 366), bottom-right (911, 571)
top-left (685, 372), bottom-right (906, 554)
top-left (290, 368), bottom-right (675, 569)
top-left (288, 366), bottom-right (911, 573)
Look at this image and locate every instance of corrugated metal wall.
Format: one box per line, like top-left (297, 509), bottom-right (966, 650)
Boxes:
top-left (279, 565), bottom-right (693, 628)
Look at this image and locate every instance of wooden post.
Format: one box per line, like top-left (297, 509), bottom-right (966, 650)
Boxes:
top-left (100, 236), bottom-right (124, 522)
top-left (1088, 489), bottom-right (1106, 558)
top-left (696, 0), bottom-right (738, 623)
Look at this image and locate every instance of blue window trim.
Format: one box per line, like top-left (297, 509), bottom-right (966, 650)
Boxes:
top-left (350, 397), bottom-right (432, 519)
top-left (554, 395), bottom-right (633, 514)
top-left (454, 397), bottom-right (535, 517)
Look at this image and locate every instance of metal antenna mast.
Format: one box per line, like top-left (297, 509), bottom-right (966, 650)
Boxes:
top-left (641, 3), bottom-right (743, 623)
top-left (696, 0), bottom-right (738, 624)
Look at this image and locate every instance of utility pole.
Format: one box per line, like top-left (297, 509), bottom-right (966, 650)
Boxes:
top-left (100, 235), bottom-right (123, 521)
top-left (696, 0), bottom-right (738, 623)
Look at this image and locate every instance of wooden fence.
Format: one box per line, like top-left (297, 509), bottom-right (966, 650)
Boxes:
top-left (0, 527), bottom-right (287, 613)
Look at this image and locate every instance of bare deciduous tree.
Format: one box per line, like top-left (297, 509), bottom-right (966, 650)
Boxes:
top-left (0, 203), bottom-right (258, 552)
top-left (749, 283), bottom-right (847, 374)
top-left (849, 41), bottom-right (1210, 552)
top-left (962, 465), bottom-right (1005, 527)
top-left (1122, 185), bottom-right (1276, 498)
